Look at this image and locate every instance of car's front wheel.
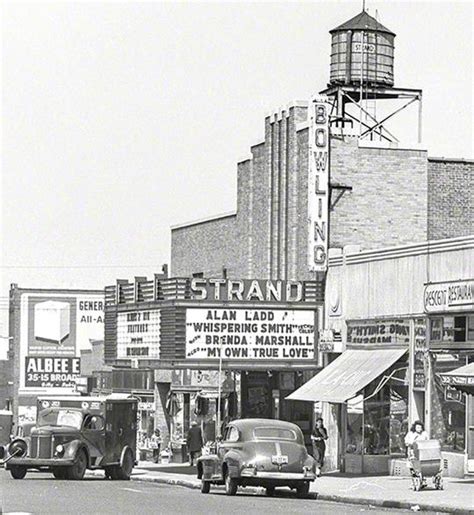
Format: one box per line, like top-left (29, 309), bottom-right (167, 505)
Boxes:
top-left (201, 480), bottom-right (210, 494)
top-left (296, 481), bottom-right (310, 498)
top-left (224, 472), bottom-right (238, 496)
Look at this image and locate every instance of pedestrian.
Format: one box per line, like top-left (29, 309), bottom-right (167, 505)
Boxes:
top-left (404, 420), bottom-right (428, 477)
top-left (149, 428), bottom-right (161, 464)
top-left (186, 421), bottom-right (203, 466)
top-left (311, 417), bottom-right (328, 477)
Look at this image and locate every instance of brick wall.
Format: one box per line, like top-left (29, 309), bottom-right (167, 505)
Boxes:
top-left (171, 105), bottom-right (474, 282)
top-left (329, 138), bottom-right (428, 249)
top-left (171, 214), bottom-right (239, 277)
top-left (428, 158), bottom-right (474, 240)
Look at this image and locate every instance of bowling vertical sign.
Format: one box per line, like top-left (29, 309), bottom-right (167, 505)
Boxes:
top-left (308, 96), bottom-right (330, 272)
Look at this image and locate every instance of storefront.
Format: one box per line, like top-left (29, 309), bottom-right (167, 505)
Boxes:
top-left (424, 279), bottom-right (474, 476)
top-left (294, 237), bottom-right (474, 476)
top-left (288, 325), bottom-right (410, 474)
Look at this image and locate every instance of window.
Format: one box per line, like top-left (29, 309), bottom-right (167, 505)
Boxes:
top-left (254, 427), bottom-right (297, 441)
top-left (432, 354), bottom-right (466, 452)
top-left (38, 409), bottom-right (83, 430)
top-left (430, 318), bottom-right (443, 341)
top-left (84, 415), bottom-right (105, 431)
top-left (430, 315), bottom-right (474, 343)
top-left (468, 316), bottom-right (474, 341)
top-left (225, 426), bottom-right (239, 442)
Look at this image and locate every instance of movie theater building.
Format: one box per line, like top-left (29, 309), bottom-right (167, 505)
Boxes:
top-left (289, 236), bottom-right (473, 477)
top-left (104, 276), bottom-right (323, 457)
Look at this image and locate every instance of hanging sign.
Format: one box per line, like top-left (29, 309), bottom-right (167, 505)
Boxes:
top-left (308, 95), bottom-right (330, 272)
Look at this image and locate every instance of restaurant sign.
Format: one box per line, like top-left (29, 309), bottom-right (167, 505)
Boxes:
top-left (424, 280), bottom-right (474, 314)
top-left (347, 319), bottom-right (410, 346)
top-left (185, 308), bottom-right (315, 360)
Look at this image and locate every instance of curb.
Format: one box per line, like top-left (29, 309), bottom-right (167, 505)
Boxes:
top-left (130, 474), bottom-right (474, 514)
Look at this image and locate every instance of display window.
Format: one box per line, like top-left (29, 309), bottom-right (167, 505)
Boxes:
top-left (430, 315), bottom-right (474, 343)
top-left (345, 366), bottom-right (408, 457)
top-left (432, 353), bottom-right (467, 453)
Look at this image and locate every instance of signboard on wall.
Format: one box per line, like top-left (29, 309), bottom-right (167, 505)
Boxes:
top-left (185, 308), bottom-right (315, 360)
top-left (413, 318), bottom-right (427, 391)
top-left (19, 293), bottom-right (104, 392)
top-left (424, 280), bottom-right (474, 313)
top-left (117, 309), bottom-right (160, 359)
top-left (190, 278), bottom-right (319, 303)
top-left (346, 319), bottom-right (410, 346)
top-left (308, 95), bottom-right (330, 272)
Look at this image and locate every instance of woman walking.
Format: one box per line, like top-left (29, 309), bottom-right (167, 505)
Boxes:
top-left (311, 417), bottom-right (328, 477)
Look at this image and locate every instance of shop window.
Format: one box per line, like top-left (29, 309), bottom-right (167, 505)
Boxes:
top-left (430, 318), bottom-right (443, 341)
top-left (432, 354), bottom-right (466, 453)
top-left (346, 395), bottom-right (363, 455)
top-left (430, 315), bottom-right (473, 343)
top-left (468, 316), bottom-right (474, 341)
top-left (359, 367), bottom-right (408, 457)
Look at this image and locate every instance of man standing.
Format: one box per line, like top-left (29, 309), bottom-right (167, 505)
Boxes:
top-left (187, 421), bottom-right (203, 466)
top-left (149, 428), bottom-right (161, 464)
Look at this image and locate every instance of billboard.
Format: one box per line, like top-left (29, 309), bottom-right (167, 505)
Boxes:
top-left (185, 308), bottom-right (316, 361)
top-left (116, 309), bottom-right (161, 359)
top-left (308, 95), bottom-right (330, 272)
top-left (19, 293), bottom-right (104, 392)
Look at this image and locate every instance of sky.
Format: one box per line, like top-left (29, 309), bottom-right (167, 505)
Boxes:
top-left (1, 1), bottom-right (473, 347)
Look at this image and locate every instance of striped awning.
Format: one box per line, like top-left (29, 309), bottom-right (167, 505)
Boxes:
top-left (286, 348), bottom-right (407, 403)
top-left (440, 363), bottom-right (474, 393)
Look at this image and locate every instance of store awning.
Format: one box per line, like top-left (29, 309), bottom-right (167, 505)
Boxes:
top-left (286, 348), bottom-right (407, 403)
top-left (440, 363), bottom-right (474, 393)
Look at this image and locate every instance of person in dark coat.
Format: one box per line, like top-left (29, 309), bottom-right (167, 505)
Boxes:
top-left (311, 417), bottom-right (328, 476)
top-left (186, 421), bottom-right (203, 466)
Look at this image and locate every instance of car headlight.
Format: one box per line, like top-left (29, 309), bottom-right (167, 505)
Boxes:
top-left (55, 444), bottom-right (65, 457)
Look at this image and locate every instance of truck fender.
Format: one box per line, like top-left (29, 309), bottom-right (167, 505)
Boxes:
top-left (119, 446), bottom-right (135, 468)
top-left (64, 440), bottom-right (90, 467)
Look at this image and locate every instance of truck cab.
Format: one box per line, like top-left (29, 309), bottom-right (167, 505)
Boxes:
top-left (2, 395), bottom-right (137, 480)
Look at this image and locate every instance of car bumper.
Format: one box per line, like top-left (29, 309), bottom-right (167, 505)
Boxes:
top-left (240, 470), bottom-right (316, 481)
top-left (6, 457), bottom-right (74, 468)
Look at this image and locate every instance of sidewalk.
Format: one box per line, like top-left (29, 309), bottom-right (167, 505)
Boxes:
top-left (128, 462), bottom-right (474, 514)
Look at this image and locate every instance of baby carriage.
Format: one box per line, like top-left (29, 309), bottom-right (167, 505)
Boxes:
top-left (410, 439), bottom-right (443, 491)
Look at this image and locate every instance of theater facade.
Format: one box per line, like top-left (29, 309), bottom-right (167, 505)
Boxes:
top-left (104, 276), bottom-right (323, 459)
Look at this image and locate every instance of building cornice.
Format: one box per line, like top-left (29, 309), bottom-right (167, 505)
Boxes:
top-left (329, 236), bottom-right (474, 268)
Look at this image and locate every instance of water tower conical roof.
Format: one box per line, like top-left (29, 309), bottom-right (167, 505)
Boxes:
top-left (330, 10), bottom-right (395, 36)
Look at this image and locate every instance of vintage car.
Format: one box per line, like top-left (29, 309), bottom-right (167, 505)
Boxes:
top-left (197, 418), bottom-right (316, 497)
top-left (0, 395), bottom-right (137, 481)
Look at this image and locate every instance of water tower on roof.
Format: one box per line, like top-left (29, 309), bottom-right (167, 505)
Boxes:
top-left (321, 9), bottom-right (422, 144)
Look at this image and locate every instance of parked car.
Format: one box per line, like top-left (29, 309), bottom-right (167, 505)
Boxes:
top-left (197, 418), bottom-right (316, 497)
top-left (1, 395), bottom-right (137, 480)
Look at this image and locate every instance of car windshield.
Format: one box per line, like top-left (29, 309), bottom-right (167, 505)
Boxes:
top-left (254, 427), bottom-right (297, 441)
top-left (37, 408), bottom-right (83, 429)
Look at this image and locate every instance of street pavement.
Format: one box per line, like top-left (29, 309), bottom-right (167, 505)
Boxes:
top-left (0, 469), bottom-right (417, 515)
top-left (129, 462), bottom-right (474, 514)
